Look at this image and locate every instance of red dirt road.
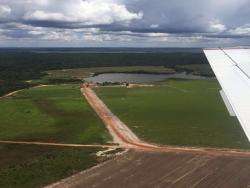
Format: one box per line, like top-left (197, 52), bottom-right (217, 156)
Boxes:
top-left (81, 85), bottom-right (158, 149)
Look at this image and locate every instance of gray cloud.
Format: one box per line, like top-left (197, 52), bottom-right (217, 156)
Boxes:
top-left (0, 0), bottom-right (250, 47)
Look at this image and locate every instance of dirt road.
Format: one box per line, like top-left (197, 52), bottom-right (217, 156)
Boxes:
top-left (81, 86), bottom-right (158, 149)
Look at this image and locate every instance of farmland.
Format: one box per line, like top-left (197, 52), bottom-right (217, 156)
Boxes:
top-left (0, 84), bottom-right (111, 187)
top-left (0, 49), bottom-right (249, 187)
top-left (95, 80), bottom-right (250, 149)
top-left (0, 84), bottom-right (110, 143)
top-left (51, 150), bottom-right (250, 188)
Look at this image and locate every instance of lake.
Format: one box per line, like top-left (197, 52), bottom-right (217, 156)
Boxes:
top-left (85, 72), bottom-right (211, 84)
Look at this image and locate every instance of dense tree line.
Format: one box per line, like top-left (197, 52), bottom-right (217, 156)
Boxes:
top-left (0, 52), bottom-right (208, 95)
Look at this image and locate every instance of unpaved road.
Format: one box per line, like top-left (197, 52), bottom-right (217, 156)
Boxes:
top-left (0, 89), bottom-right (23, 99)
top-left (47, 150), bottom-right (250, 188)
top-left (81, 86), bottom-right (158, 149)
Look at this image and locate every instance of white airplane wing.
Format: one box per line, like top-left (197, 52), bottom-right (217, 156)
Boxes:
top-left (204, 48), bottom-right (250, 141)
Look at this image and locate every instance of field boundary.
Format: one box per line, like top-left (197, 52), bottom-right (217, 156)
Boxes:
top-left (0, 84), bottom-right (52, 99)
top-left (0, 140), bottom-right (119, 148)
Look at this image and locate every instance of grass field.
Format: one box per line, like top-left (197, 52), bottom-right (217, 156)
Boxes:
top-left (0, 84), bottom-right (110, 144)
top-left (0, 84), bottom-right (111, 187)
top-left (95, 80), bottom-right (250, 149)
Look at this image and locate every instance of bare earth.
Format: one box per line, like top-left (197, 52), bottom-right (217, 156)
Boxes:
top-left (47, 150), bottom-right (250, 188)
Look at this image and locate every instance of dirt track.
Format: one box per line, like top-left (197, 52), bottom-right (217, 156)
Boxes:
top-left (81, 86), bottom-right (158, 149)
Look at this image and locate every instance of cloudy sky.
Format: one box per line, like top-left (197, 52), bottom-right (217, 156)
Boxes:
top-left (0, 0), bottom-right (250, 47)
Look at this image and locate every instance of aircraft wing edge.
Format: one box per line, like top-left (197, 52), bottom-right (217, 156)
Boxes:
top-left (204, 49), bottom-right (250, 142)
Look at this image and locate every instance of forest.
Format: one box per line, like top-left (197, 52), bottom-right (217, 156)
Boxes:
top-left (0, 51), bottom-right (209, 96)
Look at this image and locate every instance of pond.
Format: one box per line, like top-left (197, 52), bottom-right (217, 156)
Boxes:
top-left (85, 72), bottom-right (211, 84)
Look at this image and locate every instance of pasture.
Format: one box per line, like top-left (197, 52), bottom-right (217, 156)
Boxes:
top-left (0, 84), bottom-right (111, 187)
top-left (95, 80), bottom-right (250, 149)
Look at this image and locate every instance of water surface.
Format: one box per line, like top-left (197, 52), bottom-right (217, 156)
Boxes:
top-left (85, 72), bottom-right (211, 84)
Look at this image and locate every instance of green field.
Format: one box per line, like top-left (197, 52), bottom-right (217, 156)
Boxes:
top-left (95, 80), bottom-right (250, 149)
top-left (0, 84), bottom-right (110, 143)
top-left (0, 84), bottom-right (111, 187)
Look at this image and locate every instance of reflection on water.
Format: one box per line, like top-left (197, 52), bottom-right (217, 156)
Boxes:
top-left (85, 72), bottom-right (211, 84)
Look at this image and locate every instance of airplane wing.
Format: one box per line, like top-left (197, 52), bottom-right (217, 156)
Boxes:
top-left (203, 48), bottom-right (250, 141)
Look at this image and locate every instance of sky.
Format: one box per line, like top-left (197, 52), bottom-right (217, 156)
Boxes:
top-left (0, 0), bottom-right (250, 47)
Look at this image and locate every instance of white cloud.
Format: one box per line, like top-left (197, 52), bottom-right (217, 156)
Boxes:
top-left (150, 24), bottom-right (159, 29)
top-left (0, 0), bottom-right (250, 47)
top-left (83, 33), bottom-right (132, 42)
top-left (228, 24), bottom-right (250, 35)
top-left (29, 29), bottom-right (78, 41)
top-left (0, 5), bottom-right (11, 17)
top-left (144, 33), bottom-right (169, 37)
top-left (28, 30), bottom-right (45, 35)
top-left (25, 11), bottom-right (67, 21)
top-left (24, 0), bottom-right (143, 25)
top-left (41, 31), bottom-right (77, 41)
top-left (208, 20), bottom-right (227, 33)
